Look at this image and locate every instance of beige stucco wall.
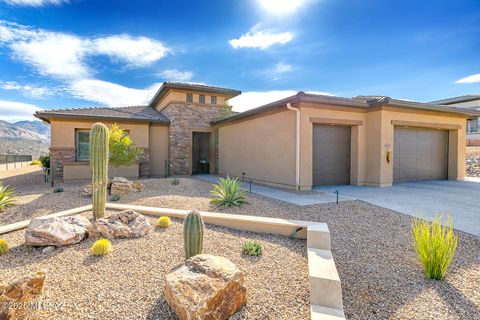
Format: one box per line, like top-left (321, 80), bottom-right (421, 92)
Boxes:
top-left (155, 89), bottom-right (227, 110)
top-left (149, 124), bottom-right (169, 177)
top-left (50, 120), bottom-right (150, 148)
top-left (218, 110), bottom-right (296, 187)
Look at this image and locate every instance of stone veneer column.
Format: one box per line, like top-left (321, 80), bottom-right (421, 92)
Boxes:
top-left (139, 148), bottom-right (150, 177)
top-left (50, 147), bottom-right (76, 181)
top-left (161, 103), bottom-right (231, 175)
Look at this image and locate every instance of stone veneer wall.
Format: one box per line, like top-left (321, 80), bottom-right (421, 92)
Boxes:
top-left (161, 103), bottom-right (232, 175)
top-left (139, 148), bottom-right (150, 177)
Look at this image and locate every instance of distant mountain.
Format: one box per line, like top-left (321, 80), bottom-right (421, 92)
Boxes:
top-left (0, 120), bottom-right (50, 159)
top-left (14, 120), bottom-right (50, 138)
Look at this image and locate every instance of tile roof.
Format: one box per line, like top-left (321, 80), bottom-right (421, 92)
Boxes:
top-left (430, 95), bottom-right (480, 105)
top-left (34, 105), bottom-right (170, 124)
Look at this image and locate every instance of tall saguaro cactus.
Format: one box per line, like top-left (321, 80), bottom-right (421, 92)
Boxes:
top-left (90, 123), bottom-right (109, 220)
top-left (183, 210), bottom-right (204, 260)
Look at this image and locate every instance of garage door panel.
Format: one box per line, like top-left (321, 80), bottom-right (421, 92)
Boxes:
top-left (394, 127), bottom-right (448, 182)
top-left (313, 125), bottom-right (351, 186)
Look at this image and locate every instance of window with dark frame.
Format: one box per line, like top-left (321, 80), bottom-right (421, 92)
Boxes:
top-left (211, 96), bottom-right (217, 104)
top-left (76, 130), bottom-right (90, 161)
top-left (186, 93), bottom-right (193, 103)
top-left (199, 95), bottom-right (205, 104)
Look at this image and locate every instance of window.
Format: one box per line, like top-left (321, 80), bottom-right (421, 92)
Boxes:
top-left (186, 93), bottom-right (193, 103)
top-left (76, 130), bottom-right (90, 161)
top-left (467, 119), bottom-right (480, 133)
top-left (211, 96), bottom-right (217, 104)
top-left (199, 95), bottom-right (205, 104)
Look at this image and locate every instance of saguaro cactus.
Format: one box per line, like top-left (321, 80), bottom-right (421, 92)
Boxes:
top-left (183, 210), bottom-right (204, 259)
top-left (90, 123), bottom-right (109, 220)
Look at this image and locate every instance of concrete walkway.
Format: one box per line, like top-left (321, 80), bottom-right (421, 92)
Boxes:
top-left (194, 175), bottom-right (346, 206)
top-left (315, 180), bottom-right (480, 236)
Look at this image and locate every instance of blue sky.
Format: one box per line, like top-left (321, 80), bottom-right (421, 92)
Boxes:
top-left (0, 0), bottom-right (479, 121)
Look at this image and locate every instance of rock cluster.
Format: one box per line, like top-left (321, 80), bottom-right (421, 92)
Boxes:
top-left (111, 177), bottom-right (144, 196)
top-left (88, 209), bottom-right (151, 239)
top-left (164, 254), bottom-right (247, 320)
top-left (25, 216), bottom-right (91, 246)
top-left (0, 271), bottom-right (47, 320)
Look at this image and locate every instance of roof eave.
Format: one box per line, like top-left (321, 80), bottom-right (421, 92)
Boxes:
top-left (33, 112), bottom-right (171, 124)
top-left (386, 99), bottom-right (480, 117)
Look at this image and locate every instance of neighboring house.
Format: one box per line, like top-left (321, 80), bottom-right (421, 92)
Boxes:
top-left (431, 95), bottom-right (480, 146)
top-left (35, 83), bottom-right (479, 190)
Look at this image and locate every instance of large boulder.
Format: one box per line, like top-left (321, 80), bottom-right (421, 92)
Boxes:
top-left (0, 271), bottom-right (47, 320)
top-left (164, 254), bottom-right (247, 320)
top-left (25, 215), bottom-right (91, 246)
top-left (110, 177), bottom-right (143, 196)
top-left (88, 209), bottom-right (151, 239)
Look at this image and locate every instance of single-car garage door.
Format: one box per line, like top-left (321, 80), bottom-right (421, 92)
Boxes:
top-left (394, 127), bottom-right (448, 182)
top-left (313, 124), bottom-right (351, 185)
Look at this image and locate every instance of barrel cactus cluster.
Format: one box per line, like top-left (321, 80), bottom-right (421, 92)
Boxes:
top-left (183, 210), bottom-right (204, 260)
top-left (91, 239), bottom-right (112, 256)
top-left (90, 123), bottom-right (109, 220)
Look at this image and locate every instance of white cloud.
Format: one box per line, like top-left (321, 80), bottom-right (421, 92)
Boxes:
top-left (228, 90), bottom-right (331, 112)
top-left (158, 69), bottom-right (194, 81)
top-left (0, 100), bottom-right (42, 121)
top-left (258, 0), bottom-right (306, 15)
top-left (0, 21), bottom-right (170, 79)
top-left (0, 81), bottom-right (56, 98)
top-left (273, 62), bottom-right (293, 74)
top-left (229, 29), bottom-right (293, 49)
top-left (1, 0), bottom-right (68, 7)
top-left (69, 79), bottom-right (161, 107)
top-left (456, 73), bottom-right (480, 84)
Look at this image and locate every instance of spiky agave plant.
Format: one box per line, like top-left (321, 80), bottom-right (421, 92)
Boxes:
top-left (210, 175), bottom-right (247, 207)
top-left (411, 215), bottom-right (458, 280)
top-left (0, 182), bottom-right (15, 211)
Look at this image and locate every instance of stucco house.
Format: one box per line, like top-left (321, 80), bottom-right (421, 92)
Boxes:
top-left (35, 82), bottom-right (479, 190)
top-left (431, 95), bottom-right (480, 146)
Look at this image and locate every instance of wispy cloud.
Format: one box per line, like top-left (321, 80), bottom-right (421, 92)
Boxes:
top-left (0, 81), bottom-right (57, 98)
top-left (158, 69), bottom-right (194, 81)
top-left (1, 0), bottom-right (68, 7)
top-left (455, 73), bottom-right (480, 84)
top-left (229, 28), bottom-right (293, 49)
top-left (273, 62), bottom-right (293, 74)
top-left (68, 79), bottom-right (161, 107)
top-left (0, 21), bottom-right (170, 79)
top-left (228, 90), bottom-right (331, 112)
top-left (0, 100), bottom-right (42, 121)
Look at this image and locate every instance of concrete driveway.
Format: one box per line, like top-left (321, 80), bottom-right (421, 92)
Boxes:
top-left (314, 180), bottom-right (480, 236)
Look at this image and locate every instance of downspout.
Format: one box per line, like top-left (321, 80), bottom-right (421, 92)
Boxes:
top-left (287, 103), bottom-right (300, 190)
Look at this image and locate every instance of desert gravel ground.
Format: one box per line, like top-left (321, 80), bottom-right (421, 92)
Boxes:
top-left (1, 166), bottom-right (480, 319)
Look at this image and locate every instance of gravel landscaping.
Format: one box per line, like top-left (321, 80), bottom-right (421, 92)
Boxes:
top-left (1, 166), bottom-right (480, 319)
top-left (467, 147), bottom-right (480, 177)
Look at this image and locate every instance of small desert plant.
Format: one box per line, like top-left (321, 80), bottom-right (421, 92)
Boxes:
top-left (53, 187), bottom-right (64, 193)
top-left (38, 155), bottom-right (50, 169)
top-left (157, 216), bottom-right (172, 228)
top-left (171, 178), bottom-right (180, 185)
top-left (30, 160), bottom-right (42, 165)
top-left (184, 210), bottom-right (204, 259)
top-left (0, 182), bottom-right (15, 211)
top-left (210, 175), bottom-right (247, 207)
top-left (242, 240), bottom-right (262, 257)
top-left (411, 215), bottom-right (458, 280)
top-left (0, 239), bottom-right (8, 255)
top-left (91, 239), bottom-right (112, 256)
top-left (110, 194), bottom-right (120, 202)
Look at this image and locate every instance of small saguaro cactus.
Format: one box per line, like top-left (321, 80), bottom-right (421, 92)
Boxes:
top-left (90, 123), bottom-right (109, 220)
top-left (183, 210), bottom-right (204, 260)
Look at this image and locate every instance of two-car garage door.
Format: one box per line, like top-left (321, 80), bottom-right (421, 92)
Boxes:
top-left (393, 127), bottom-right (448, 182)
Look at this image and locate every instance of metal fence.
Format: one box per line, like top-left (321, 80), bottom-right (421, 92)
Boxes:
top-left (0, 155), bottom-right (33, 170)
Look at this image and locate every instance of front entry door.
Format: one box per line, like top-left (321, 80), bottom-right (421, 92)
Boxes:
top-left (192, 132), bottom-right (211, 174)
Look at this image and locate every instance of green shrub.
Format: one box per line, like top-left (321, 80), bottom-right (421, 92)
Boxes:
top-left (53, 187), bottom-right (64, 193)
top-left (30, 160), bottom-right (42, 165)
top-left (210, 175), bottom-right (247, 207)
top-left (0, 182), bottom-right (15, 211)
top-left (157, 216), bottom-right (172, 228)
top-left (108, 124), bottom-right (143, 176)
top-left (411, 215), bottom-right (458, 280)
top-left (91, 239), bottom-right (112, 256)
top-left (171, 178), bottom-right (180, 185)
top-left (0, 239), bottom-right (8, 255)
top-left (110, 194), bottom-right (120, 202)
top-left (38, 155), bottom-right (50, 169)
top-left (242, 240), bottom-right (262, 257)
